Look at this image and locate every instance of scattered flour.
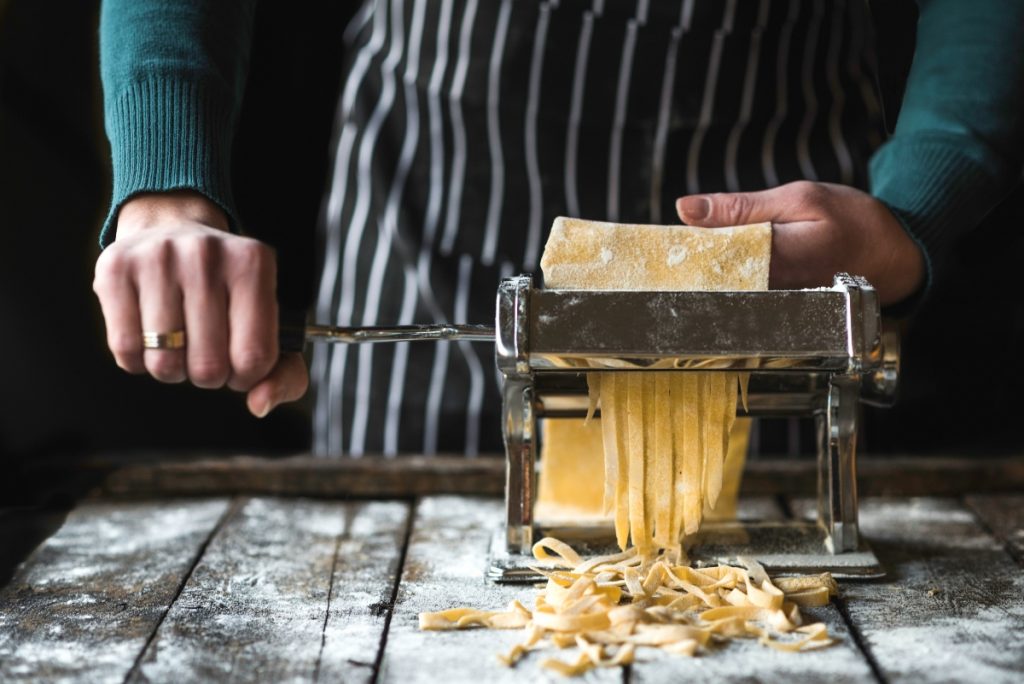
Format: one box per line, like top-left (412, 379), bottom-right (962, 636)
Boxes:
top-left (666, 245), bottom-right (689, 267)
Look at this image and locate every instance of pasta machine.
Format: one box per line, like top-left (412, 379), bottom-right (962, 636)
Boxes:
top-left (488, 272), bottom-right (896, 581)
top-left (287, 272), bottom-right (897, 581)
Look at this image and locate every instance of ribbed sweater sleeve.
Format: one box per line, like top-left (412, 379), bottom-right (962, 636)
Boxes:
top-left (869, 0), bottom-right (1024, 301)
top-left (98, 0), bottom-right (258, 247)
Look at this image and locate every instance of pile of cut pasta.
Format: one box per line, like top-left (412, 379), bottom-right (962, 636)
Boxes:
top-left (419, 537), bottom-right (837, 676)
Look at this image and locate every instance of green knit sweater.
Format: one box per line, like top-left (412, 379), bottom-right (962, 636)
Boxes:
top-left (99, 0), bottom-right (1024, 305)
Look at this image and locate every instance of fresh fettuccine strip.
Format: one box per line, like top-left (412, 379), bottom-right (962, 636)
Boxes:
top-left (626, 373), bottom-right (648, 549)
top-left (653, 373), bottom-right (673, 548)
top-left (419, 537), bottom-right (837, 676)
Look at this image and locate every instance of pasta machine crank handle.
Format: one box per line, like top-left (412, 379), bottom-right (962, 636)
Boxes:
top-left (279, 318), bottom-right (496, 353)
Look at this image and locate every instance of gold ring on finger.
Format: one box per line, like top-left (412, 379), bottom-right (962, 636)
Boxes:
top-left (142, 330), bottom-right (187, 350)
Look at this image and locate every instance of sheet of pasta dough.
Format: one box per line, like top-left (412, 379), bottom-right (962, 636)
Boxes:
top-left (538, 217), bottom-right (771, 553)
top-left (536, 419), bottom-right (607, 522)
top-left (536, 418), bottom-right (753, 523)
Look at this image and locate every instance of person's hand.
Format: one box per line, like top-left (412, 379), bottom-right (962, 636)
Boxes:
top-left (92, 190), bottom-right (308, 417)
top-left (675, 181), bottom-right (925, 306)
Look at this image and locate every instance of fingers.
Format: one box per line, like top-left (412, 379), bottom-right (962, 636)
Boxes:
top-left (226, 239), bottom-right (279, 392)
top-left (246, 353), bottom-right (309, 418)
top-left (676, 181), bottom-right (828, 227)
top-left (180, 236), bottom-right (230, 389)
top-left (137, 248), bottom-right (187, 383)
top-left (93, 250), bottom-right (145, 374)
top-left (676, 190), bottom-right (775, 227)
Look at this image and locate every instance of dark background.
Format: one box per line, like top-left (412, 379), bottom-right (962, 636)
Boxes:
top-left (0, 0), bottom-right (1021, 486)
top-left (0, 1), bottom-right (359, 475)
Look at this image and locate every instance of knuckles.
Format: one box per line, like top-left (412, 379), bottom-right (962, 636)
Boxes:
top-left (228, 239), bottom-right (276, 282)
top-left (716, 193), bottom-right (752, 224)
top-left (229, 347), bottom-right (277, 389)
top-left (786, 180), bottom-right (829, 208)
top-left (188, 355), bottom-right (229, 388)
top-left (179, 232), bottom-right (222, 266)
top-left (108, 331), bottom-right (142, 358)
top-left (93, 248), bottom-right (129, 294)
top-left (145, 352), bottom-right (186, 383)
top-left (136, 240), bottom-right (176, 272)
top-left (96, 232), bottom-right (276, 291)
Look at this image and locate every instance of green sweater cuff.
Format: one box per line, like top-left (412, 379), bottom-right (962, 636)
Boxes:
top-left (101, 78), bottom-right (240, 248)
top-left (869, 132), bottom-right (1009, 312)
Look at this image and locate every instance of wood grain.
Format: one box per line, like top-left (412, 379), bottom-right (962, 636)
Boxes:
top-left (129, 498), bottom-right (408, 683)
top-left (56, 454), bottom-right (1024, 499)
top-left (317, 501), bottom-right (411, 682)
top-left (380, 496), bottom-right (623, 683)
top-left (0, 499), bottom-right (229, 683)
top-left (965, 494), bottom-right (1024, 565)
top-left (796, 497), bottom-right (1024, 683)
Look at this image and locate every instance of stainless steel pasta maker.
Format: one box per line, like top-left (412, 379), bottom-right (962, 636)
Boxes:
top-left (287, 272), bottom-right (898, 581)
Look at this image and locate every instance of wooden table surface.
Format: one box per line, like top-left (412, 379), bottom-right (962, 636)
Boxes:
top-left (2, 457), bottom-right (1024, 683)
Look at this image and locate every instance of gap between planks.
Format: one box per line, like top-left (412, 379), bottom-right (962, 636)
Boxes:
top-left (777, 495), bottom-right (886, 684)
top-left (126, 497), bottom-right (411, 683)
top-left (791, 496), bottom-right (1024, 684)
top-left (0, 499), bottom-right (232, 683)
top-left (122, 497), bottom-right (244, 684)
top-left (312, 512), bottom-right (346, 683)
top-left (365, 500), bottom-right (415, 683)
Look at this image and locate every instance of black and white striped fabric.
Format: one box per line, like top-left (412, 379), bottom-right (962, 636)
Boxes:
top-left (312, 0), bottom-right (884, 458)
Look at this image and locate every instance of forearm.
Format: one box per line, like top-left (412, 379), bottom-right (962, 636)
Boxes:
top-left (869, 0), bottom-right (1024, 295)
top-left (99, 0), bottom-right (258, 247)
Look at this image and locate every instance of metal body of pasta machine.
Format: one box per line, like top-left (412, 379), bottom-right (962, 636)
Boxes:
top-left (487, 272), bottom-right (896, 582)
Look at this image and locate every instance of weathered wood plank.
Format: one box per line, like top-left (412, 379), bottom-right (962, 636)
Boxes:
top-left (33, 453), bottom-right (1024, 499)
top-left (79, 454), bottom-right (506, 498)
top-left (380, 496), bottom-right (623, 683)
top-left (130, 498), bottom-right (408, 683)
top-left (629, 604), bottom-right (875, 684)
top-left (965, 494), bottom-right (1024, 564)
top-left (317, 501), bottom-right (410, 682)
top-left (796, 497), bottom-right (1024, 683)
top-left (0, 499), bottom-right (229, 683)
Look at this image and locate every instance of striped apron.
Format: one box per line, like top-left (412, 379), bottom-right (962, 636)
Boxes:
top-left (312, 0), bottom-right (885, 457)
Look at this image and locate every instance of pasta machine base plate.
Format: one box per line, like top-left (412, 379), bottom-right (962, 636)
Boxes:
top-left (487, 521), bottom-right (884, 583)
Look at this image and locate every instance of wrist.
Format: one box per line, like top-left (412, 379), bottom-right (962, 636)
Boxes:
top-left (116, 190), bottom-right (230, 238)
top-left (870, 198), bottom-right (927, 307)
